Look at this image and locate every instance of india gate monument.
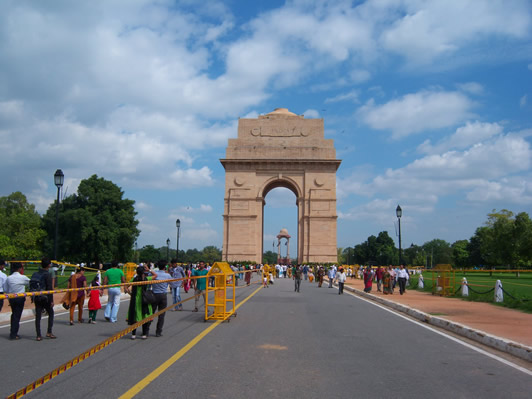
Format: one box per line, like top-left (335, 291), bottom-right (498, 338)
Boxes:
top-left (220, 108), bottom-right (341, 264)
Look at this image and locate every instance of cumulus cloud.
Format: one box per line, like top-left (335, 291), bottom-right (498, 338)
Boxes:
top-left (357, 90), bottom-right (476, 138)
top-left (379, 0), bottom-right (531, 64)
top-left (418, 121), bottom-right (503, 154)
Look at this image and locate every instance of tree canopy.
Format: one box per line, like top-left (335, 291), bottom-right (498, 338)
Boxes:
top-left (0, 192), bottom-right (46, 259)
top-left (43, 175), bottom-right (139, 263)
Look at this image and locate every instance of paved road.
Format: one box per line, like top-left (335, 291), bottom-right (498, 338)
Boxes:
top-left (1, 277), bottom-right (531, 398)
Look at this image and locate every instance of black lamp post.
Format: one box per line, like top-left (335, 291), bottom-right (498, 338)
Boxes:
top-left (176, 219), bottom-right (180, 263)
top-left (53, 169), bottom-right (64, 260)
top-left (396, 205), bottom-right (402, 265)
top-left (166, 238), bottom-right (170, 262)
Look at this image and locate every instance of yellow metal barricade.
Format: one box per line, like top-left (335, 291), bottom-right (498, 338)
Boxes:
top-left (123, 262), bottom-right (137, 283)
top-left (432, 264), bottom-right (455, 296)
top-left (205, 262), bottom-right (236, 322)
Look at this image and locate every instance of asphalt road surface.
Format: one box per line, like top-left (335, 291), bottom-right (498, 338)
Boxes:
top-left (1, 276), bottom-right (531, 398)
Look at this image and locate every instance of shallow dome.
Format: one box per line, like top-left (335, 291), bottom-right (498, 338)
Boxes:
top-left (267, 108), bottom-right (297, 116)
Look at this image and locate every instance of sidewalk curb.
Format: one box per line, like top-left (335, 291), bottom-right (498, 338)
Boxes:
top-left (343, 284), bottom-right (532, 363)
top-left (0, 293), bottom-right (130, 324)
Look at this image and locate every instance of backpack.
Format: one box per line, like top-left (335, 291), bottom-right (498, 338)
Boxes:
top-left (30, 271), bottom-right (48, 305)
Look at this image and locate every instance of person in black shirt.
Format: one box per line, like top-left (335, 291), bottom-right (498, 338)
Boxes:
top-left (34, 258), bottom-right (56, 341)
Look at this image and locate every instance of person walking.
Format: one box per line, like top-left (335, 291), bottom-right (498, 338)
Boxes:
top-left (335, 267), bottom-right (347, 294)
top-left (5, 263), bottom-right (29, 340)
top-left (103, 260), bottom-right (126, 323)
top-left (125, 265), bottom-right (157, 339)
top-left (88, 277), bottom-right (103, 323)
top-left (293, 264), bottom-right (302, 293)
top-left (397, 264), bottom-right (409, 295)
top-left (0, 260), bottom-right (7, 312)
top-left (327, 266), bottom-right (336, 288)
top-left (317, 267), bottom-right (325, 287)
top-left (33, 258), bottom-right (56, 340)
top-left (244, 264), bottom-right (251, 286)
top-left (375, 266), bottom-right (384, 292)
top-left (192, 261), bottom-right (209, 312)
top-left (152, 260), bottom-right (172, 337)
top-left (363, 266), bottom-right (373, 293)
top-left (169, 259), bottom-right (185, 311)
top-left (64, 267), bottom-right (88, 325)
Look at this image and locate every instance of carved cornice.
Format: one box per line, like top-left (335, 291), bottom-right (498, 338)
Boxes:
top-left (220, 159), bottom-right (341, 172)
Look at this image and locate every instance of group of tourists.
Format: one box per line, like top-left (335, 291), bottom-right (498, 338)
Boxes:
top-left (362, 264), bottom-right (411, 295)
top-left (0, 257), bottom-right (227, 342)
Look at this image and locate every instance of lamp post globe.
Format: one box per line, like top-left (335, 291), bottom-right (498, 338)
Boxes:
top-left (176, 219), bottom-right (181, 263)
top-left (53, 169), bottom-right (64, 261)
top-left (396, 205), bottom-right (402, 265)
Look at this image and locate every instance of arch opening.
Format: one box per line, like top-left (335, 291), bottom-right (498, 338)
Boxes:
top-left (262, 186), bottom-right (298, 264)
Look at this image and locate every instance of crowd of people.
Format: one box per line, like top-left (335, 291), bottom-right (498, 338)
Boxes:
top-left (1, 258), bottom-right (254, 341)
top-left (1, 257), bottom-right (419, 341)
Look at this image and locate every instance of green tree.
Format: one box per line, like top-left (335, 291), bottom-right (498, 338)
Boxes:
top-left (0, 192), bottom-right (46, 259)
top-left (138, 245), bottom-right (161, 263)
top-left (422, 239), bottom-right (452, 266)
top-left (43, 175), bottom-right (139, 263)
top-left (451, 240), bottom-right (469, 268)
top-left (351, 231), bottom-right (397, 265)
top-left (263, 250), bottom-right (277, 264)
top-left (467, 226), bottom-right (492, 267)
top-left (202, 245), bottom-right (222, 264)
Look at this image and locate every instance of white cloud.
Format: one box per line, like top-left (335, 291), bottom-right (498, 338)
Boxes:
top-left (136, 201), bottom-right (151, 210)
top-left (302, 109), bottom-right (320, 118)
top-left (457, 82), bottom-right (484, 95)
top-left (350, 69), bottom-right (371, 83)
top-left (357, 90), bottom-right (476, 138)
top-left (325, 90), bottom-right (359, 104)
top-left (380, 0), bottom-right (531, 64)
top-left (418, 121), bottom-right (503, 154)
top-left (466, 177), bottom-right (532, 204)
top-left (520, 94), bottom-right (528, 108)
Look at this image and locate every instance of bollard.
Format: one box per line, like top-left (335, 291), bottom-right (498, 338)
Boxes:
top-left (461, 277), bottom-right (469, 297)
top-left (494, 280), bottom-right (503, 303)
top-left (418, 275), bottom-right (424, 289)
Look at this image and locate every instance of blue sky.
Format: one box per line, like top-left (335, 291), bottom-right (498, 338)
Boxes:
top-left (1, 0), bottom-right (531, 258)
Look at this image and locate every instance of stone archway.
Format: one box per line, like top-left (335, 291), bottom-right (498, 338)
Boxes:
top-left (220, 108), bottom-right (341, 264)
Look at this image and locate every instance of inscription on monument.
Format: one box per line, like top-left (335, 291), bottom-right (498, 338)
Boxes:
top-left (250, 126), bottom-right (309, 137)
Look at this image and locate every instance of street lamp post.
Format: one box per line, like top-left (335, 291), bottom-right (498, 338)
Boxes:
top-left (166, 238), bottom-right (170, 262)
top-left (176, 219), bottom-right (180, 263)
top-left (396, 205), bottom-right (402, 265)
top-left (53, 169), bottom-right (64, 261)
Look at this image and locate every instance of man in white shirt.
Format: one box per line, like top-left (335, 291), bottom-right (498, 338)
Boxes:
top-left (5, 263), bottom-right (30, 340)
top-left (397, 264), bottom-right (409, 295)
top-left (0, 260), bottom-right (8, 312)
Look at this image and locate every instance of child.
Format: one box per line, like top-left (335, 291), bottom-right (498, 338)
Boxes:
top-left (88, 277), bottom-right (103, 324)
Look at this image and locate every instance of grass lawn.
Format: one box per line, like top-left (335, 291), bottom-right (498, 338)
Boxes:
top-left (408, 271), bottom-right (532, 313)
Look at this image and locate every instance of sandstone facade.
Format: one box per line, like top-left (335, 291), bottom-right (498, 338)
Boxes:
top-left (220, 108), bottom-right (341, 264)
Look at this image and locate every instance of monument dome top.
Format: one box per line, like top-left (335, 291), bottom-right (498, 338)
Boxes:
top-left (267, 108), bottom-right (297, 116)
top-left (277, 228), bottom-right (291, 238)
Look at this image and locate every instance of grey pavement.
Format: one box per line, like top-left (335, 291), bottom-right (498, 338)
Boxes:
top-left (1, 277), bottom-right (532, 398)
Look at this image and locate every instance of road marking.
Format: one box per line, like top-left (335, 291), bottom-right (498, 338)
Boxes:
top-left (345, 290), bottom-right (532, 376)
top-left (119, 284), bottom-right (263, 399)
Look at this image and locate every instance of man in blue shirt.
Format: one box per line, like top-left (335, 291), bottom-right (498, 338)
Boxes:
top-left (151, 260), bottom-right (172, 337)
top-left (169, 259), bottom-right (185, 311)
